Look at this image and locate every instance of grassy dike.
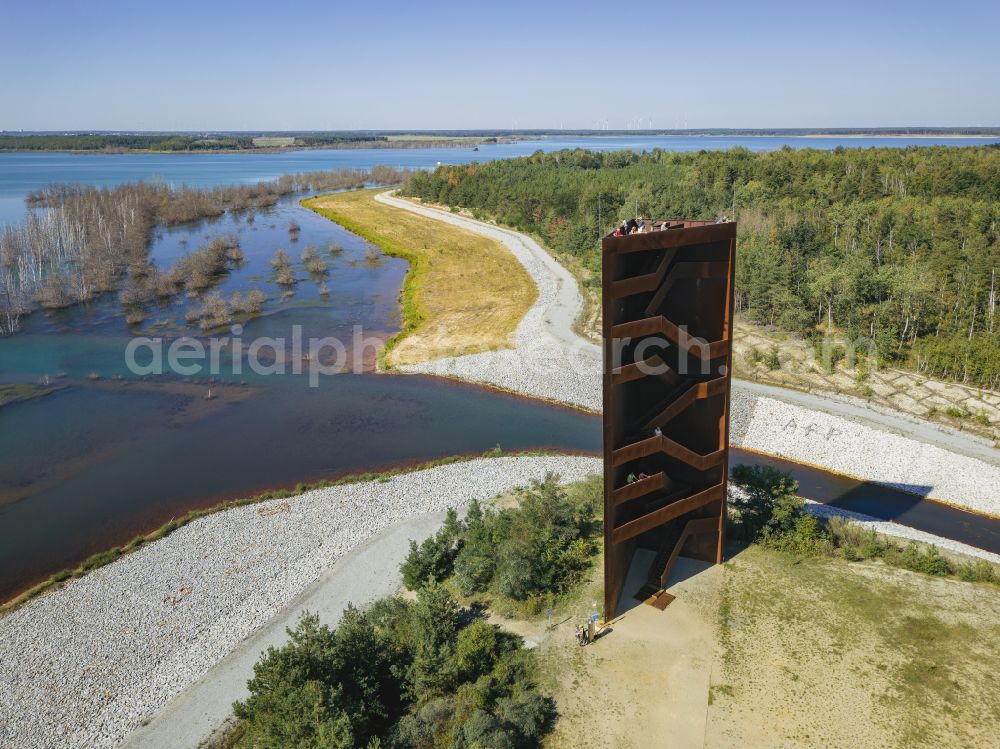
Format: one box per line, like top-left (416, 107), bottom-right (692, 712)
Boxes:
top-left (0, 450), bottom-right (571, 615)
top-left (3, 190), bottom-right (540, 613)
top-left (302, 189), bottom-right (536, 368)
top-left (390, 193), bottom-right (603, 343)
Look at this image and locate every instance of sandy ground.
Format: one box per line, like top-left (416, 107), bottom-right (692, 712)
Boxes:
top-left (706, 546), bottom-right (1000, 749)
top-left (541, 556), bottom-right (722, 749)
top-left (478, 550), bottom-right (722, 749)
top-left (506, 546), bottom-right (1000, 749)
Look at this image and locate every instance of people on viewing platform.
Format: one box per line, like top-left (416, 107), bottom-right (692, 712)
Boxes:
top-left (611, 218), bottom-right (731, 236)
top-left (612, 218), bottom-right (646, 237)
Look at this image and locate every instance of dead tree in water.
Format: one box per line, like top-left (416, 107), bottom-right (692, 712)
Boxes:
top-left (0, 167), bottom-right (412, 335)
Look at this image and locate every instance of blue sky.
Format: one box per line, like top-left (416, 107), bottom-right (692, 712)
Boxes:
top-left (2, 0), bottom-right (998, 130)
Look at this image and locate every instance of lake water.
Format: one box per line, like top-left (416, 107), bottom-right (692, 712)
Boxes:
top-left (0, 193), bottom-right (601, 600)
top-left (732, 449), bottom-right (1000, 555)
top-left (2, 134), bottom-right (997, 225)
top-left (2, 135), bottom-right (998, 600)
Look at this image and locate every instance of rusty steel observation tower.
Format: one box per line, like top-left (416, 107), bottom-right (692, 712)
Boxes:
top-left (601, 218), bottom-right (736, 617)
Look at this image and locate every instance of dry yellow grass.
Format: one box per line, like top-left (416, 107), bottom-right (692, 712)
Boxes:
top-left (303, 189), bottom-right (536, 367)
top-left (708, 546), bottom-right (1000, 749)
top-left (523, 544), bottom-right (1000, 749)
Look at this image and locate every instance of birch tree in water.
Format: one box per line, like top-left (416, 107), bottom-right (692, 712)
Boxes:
top-left (0, 167), bottom-right (410, 335)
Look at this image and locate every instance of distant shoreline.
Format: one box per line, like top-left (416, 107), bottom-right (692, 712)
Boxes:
top-left (1, 130), bottom-right (998, 154)
top-left (784, 133), bottom-right (998, 139)
top-left (536, 132), bottom-right (1000, 140)
top-left (0, 139), bottom-right (509, 155)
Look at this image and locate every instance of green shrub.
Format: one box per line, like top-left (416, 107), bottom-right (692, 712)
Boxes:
top-left (234, 611), bottom-right (377, 749)
top-left (452, 500), bottom-right (497, 595)
top-left (729, 465), bottom-right (799, 541)
top-left (764, 347), bottom-right (782, 370)
top-left (957, 559), bottom-right (998, 583)
top-left (401, 509), bottom-right (463, 589)
top-left (234, 585), bottom-right (553, 749)
top-left (454, 474), bottom-right (600, 603)
top-left (826, 514), bottom-right (1000, 586)
top-left (80, 547), bottom-right (122, 571)
top-left (841, 544), bottom-right (862, 561)
top-left (858, 529), bottom-right (887, 559)
top-left (827, 344), bottom-right (846, 373)
top-left (764, 508), bottom-right (825, 555)
top-left (826, 516), bottom-right (885, 559)
top-left (406, 581), bottom-right (462, 700)
top-left (729, 465), bottom-right (825, 553)
top-left (896, 543), bottom-right (954, 576)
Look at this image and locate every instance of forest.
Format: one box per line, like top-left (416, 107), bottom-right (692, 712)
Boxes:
top-left (402, 145), bottom-right (1000, 389)
top-left (231, 588), bottom-right (553, 749)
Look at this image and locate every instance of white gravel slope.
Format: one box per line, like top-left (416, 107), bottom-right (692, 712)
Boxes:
top-left (375, 192), bottom-right (1000, 518)
top-left (374, 191), bottom-right (602, 411)
top-left (730, 387), bottom-right (1000, 518)
top-left (0, 456), bottom-right (600, 749)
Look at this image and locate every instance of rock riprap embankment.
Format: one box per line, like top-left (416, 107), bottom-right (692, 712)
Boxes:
top-left (375, 192), bottom-right (602, 411)
top-left (730, 386), bottom-right (1000, 518)
top-left (0, 456), bottom-right (601, 749)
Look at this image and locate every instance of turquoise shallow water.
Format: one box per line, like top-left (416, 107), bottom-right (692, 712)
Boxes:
top-left (0, 193), bottom-right (601, 600)
top-left (3, 135), bottom-right (999, 600)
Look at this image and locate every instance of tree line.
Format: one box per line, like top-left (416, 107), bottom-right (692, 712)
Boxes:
top-left (232, 585), bottom-right (552, 749)
top-left (0, 133), bottom-right (389, 151)
top-left (402, 145), bottom-right (1000, 389)
top-left (0, 166), bottom-right (408, 334)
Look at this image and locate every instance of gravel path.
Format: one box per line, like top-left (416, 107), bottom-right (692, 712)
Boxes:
top-left (375, 191), bottom-right (601, 411)
top-left (5, 192), bottom-right (1000, 749)
top-left (122, 512), bottom-right (449, 749)
top-left (0, 456), bottom-right (600, 749)
top-left (376, 191), bottom-right (1000, 517)
top-left (731, 385), bottom-right (1000, 517)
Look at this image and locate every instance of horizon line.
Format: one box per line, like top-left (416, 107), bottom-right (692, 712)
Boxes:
top-left (3, 126), bottom-right (1000, 136)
